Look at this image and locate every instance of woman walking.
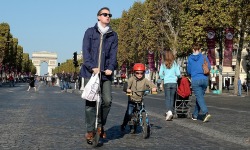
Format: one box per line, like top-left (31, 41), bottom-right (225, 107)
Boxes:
top-left (159, 49), bottom-right (181, 121)
top-left (187, 43), bottom-right (211, 122)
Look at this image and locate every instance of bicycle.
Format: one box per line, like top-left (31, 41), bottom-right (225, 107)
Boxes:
top-left (126, 89), bottom-right (157, 139)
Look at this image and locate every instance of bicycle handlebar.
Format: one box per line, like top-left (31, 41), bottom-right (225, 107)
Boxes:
top-left (126, 89), bottom-right (157, 96)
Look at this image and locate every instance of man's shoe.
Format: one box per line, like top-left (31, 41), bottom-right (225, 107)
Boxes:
top-left (85, 132), bottom-right (93, 140)
top-left (203, 113), bottom-right (211, 122)
top-left (97, 127), bottom-right (106, 138)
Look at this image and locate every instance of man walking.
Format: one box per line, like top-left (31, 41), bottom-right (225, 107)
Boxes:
top-left (238, 77), bottom-right (242, 96)
top-left (80, 7), bottom-right (118, 143)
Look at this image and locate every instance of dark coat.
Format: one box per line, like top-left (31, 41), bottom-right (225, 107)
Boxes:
top-left (80, 23), bottom-right (118, 80)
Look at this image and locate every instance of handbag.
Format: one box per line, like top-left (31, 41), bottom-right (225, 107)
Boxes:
top-left (81, 73), bottom-right (100, 101)
top-left (202, 55), bottom-right (210, 75)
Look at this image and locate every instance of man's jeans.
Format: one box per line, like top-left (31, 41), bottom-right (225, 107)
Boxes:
top-left (84, 78), bottom-right (112, 132)
top-left (191, 79), bottom-right (209, 118)
top-left (163, 83), bottom-right (177, 112)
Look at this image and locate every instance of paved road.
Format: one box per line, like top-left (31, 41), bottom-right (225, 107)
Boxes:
top-left (0, 83), bottom-right (249, 149)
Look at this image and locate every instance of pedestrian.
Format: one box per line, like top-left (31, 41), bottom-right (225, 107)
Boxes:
top-left (159, 49), bottom-right (181, 121)
top-left (35, 76), bottom-right (40, 91)
top-left (0, 77), bottom-right (2, 87)
top-left (27, 76), bottom-right (37, 92)
top-left (225, 78), bottom-right (230, 92)
top-left (156, 77), bottom-right (162, 92)
top-left (46, 75), bottom-right (52, 87)
top-left (60, 71), bottom-right (66, 91)
top-left (238, 77), bottom-right (242, 96)
top-left (79, 7), bottom-right (118, 143)
top-left (8, 74), bottom-right (15, 87)
top-left (120, 63), bottom-right (157, 133)
top-left (187, 43), bottom-right (211, 122)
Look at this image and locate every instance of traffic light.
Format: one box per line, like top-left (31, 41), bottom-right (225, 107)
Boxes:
top-left (74, 61), bottom-right (79, 67)
top-left (73, 52), bottom-right (78, 67)
top-left (73, 52), bottom-right (77, 62)
top-left (58, 63), bottom-right (60, 66)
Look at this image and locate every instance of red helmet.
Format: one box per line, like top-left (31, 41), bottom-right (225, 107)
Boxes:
top-left (133, 63), bottom-right (145, 72)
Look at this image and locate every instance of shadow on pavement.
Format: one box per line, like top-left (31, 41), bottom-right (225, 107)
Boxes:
top-left (101, 125), bottom-right (126, 143)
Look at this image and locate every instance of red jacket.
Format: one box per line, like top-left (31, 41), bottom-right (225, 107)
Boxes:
top-left (177, 77), bottom-right (191, 98)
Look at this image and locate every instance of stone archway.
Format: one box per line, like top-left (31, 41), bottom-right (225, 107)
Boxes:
top-left (32, 51), bottom-right (57, 76)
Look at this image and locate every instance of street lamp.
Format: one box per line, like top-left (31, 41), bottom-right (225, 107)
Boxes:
top-left (246, 51), bottom-right (250, 82)
top-left (246, 52), bottom-right (250, 95)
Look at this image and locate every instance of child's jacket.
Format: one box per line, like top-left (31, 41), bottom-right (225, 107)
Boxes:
top-left (127, 76), bottom-right (156, 102)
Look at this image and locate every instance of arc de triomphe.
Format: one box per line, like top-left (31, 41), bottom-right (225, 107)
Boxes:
top-left (32, 51), bottom-right (57, 76)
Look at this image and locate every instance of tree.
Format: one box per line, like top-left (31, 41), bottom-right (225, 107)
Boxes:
top-left (117, 10), bottom-right (134, 66)
top-left (110, 18), bottom-right (120, 32)
top-left (230, 0), bottom-right (250, 95)
top-left (22, 53), bottom-right (31, 75)
top-left (16, 45), bottom-right (23, 73)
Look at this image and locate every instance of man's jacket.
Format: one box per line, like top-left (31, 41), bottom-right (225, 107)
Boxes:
top-left (80, 23), bottom-right (118, 81)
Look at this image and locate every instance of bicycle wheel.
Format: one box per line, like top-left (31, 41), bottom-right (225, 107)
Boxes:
top-left (142, 112), bottom-right (150, 139)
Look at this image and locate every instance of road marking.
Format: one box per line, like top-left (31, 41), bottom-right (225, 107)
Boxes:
top-left (112, 92), bottom-right (250, 114)
top-left (112, 100), bottom-right (250, 147)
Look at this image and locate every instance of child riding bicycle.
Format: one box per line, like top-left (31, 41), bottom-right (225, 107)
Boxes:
top-left (120, 63), bottom-right (157, 133)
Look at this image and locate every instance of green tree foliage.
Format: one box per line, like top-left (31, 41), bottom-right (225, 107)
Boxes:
top-left (0, 22), bottom-right (26, 74)
top-left (16, 45), bottom-right (23, 73)
top-left (22, 53), bottom-right (31, 74)
top-left (53, 59), bottom-right (79, 75)
top-left (144, 0), bottom-right (183, 54)
top-left (110, 18), bottom-right (120, 32)
top-left (116, 2), bottom-right (146, 68)
top-left (117, 11), bottom-right (131, 66)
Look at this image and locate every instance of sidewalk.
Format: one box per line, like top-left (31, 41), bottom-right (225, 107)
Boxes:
top-left (207, 89), bottom-right (249, 97)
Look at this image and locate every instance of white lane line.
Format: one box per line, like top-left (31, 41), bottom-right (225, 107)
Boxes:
top-left (112, 100), bottom-right (250, 147)
top-left (113, 92), bottom-right (250, 114)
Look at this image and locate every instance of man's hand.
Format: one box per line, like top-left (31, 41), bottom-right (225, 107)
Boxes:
top-left (104, 69), bottom-right (112, 76)
top-left (92, 68), bottom-right (100, 74)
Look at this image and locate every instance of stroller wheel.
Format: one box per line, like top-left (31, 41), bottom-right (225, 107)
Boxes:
top-left (173, 114), bottom-right (178, 119)
top-left (186, 113), bottom-right (191, 119)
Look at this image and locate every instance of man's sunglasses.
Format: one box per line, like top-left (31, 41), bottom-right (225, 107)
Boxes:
top-left (99, 13), bottom-right (112, 18)
top-left (135, 72), bottom-right (144, 75)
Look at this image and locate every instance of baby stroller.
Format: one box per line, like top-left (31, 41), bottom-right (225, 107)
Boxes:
top-left (173, 76), bottom-right (192, 119)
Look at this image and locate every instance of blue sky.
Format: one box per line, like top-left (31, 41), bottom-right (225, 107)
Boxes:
top-left (0, 0), bottom-right (142, 75)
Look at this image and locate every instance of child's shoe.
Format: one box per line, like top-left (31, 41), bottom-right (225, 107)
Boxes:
top-left (120, 125), bottom-right (126, 132)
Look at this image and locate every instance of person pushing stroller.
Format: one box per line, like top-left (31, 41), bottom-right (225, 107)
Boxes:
top-left (120, 63), bottom-right (157, 133)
